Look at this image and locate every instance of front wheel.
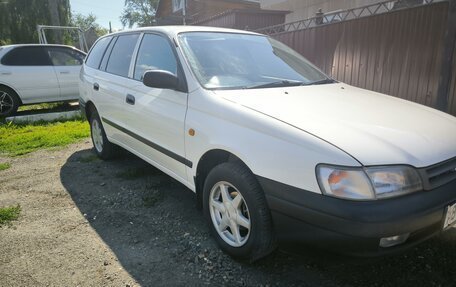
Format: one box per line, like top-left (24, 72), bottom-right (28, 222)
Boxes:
top-left (203, 162), bottom-right (276, 261)
top-left (89, 109), bottom-right (118, 160)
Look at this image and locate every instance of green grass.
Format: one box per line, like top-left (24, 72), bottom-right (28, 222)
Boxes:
top-left (0, 119), bottom-right (90, 156)
top-left (18, 102), bottom-right (65, 112)
top-left (0, 162), bottom-right (11, 171)
top-left (0, 205), bottom-right (21, 227)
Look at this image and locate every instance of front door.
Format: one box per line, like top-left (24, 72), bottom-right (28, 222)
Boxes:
top-left (122, 33), bottom-right (189, 183)
top-left (46, 46), bottom-right (86, 100)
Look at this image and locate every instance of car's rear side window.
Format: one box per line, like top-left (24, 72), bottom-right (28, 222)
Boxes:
top-left (1, 46), bottom-right (51, 66)
top-left (106, 34), bottom-right (139, 78)
top-left (86, 37), bottom-right (112, 69)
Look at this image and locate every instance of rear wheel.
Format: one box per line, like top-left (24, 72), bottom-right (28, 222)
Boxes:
top-left (89, 109), bottom-right (118, 160)
top-left (0, 86), bottom-right (20, 117)
top-left (203, 162), bottom-right (276, 261)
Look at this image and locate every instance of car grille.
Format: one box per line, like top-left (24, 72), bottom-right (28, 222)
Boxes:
top-left (420, 157), bottom-right (456, 190)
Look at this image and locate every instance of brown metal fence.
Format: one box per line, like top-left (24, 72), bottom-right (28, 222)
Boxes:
top-left (260, 1), bottom-right (456, 115)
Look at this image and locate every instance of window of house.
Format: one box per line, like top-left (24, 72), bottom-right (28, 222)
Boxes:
top-left (172, 0), bottom-right (185, 12)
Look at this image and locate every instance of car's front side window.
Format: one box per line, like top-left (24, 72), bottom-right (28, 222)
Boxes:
top-left (133, 34), bottom-right (177, 81)
top-left (1, 46), bottom-right (52, 66)
top-left (47, 47), bottom-right (85, 66)
top-left (106, 33), bottom-right (140, 78)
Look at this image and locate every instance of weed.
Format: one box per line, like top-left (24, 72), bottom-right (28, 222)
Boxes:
top-left (0, 162), bottom-right (11, 171)
top-left (0, 205), bottom-right (21, 227)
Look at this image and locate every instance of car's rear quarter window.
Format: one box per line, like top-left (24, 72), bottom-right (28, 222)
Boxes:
top-left (86, 37), bottom-right (112, 69)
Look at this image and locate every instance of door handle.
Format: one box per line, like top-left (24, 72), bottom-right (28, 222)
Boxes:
top-left (93, 83), bottom-right (99, 91)
top-left (60, 71), bottom-right (70, 74)
top-left (1, 72), bottom-right (11, 75)
top-left (126, 94), bottom-right (135, 105)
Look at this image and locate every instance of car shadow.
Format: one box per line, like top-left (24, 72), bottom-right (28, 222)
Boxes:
top-left (60, 148), bottom-right (456, 286)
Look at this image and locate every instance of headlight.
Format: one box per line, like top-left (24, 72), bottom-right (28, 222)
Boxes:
top-left (365, 166), bottom-right (422, 198)
top-left (317, 165), bottom-right (423, 200)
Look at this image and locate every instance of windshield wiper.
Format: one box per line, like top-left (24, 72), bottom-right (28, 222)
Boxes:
top-left (305, 78), bottom-right (337, 85)
top-left (245, 80), bottom-right (304, 89)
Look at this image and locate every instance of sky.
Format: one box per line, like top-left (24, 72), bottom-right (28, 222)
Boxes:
top-left (70, 0), bottom-right (126, 31)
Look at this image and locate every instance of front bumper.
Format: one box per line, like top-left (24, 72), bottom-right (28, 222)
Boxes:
top-left (257, 176), bottom-right (456, 256)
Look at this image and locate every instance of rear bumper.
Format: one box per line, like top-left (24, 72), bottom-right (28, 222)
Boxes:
top-left (257, 176), bottom-right (456, 255)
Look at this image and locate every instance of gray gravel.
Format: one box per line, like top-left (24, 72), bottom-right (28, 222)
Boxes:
top-left (1, 141), bottom-right (455, 286)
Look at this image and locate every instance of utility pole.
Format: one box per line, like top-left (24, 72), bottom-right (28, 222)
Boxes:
top-left (182, 0), bottom-right (186, 25)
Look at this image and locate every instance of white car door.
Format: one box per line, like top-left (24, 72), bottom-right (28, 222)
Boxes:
top-left (117, 33), bottom-right (189, 182)
top-left (46, 46), bottom-right (85, 101)
top-left (0, 46), bottom-right (60, 104)
top-left (93, 34), bottom-right (141, 146)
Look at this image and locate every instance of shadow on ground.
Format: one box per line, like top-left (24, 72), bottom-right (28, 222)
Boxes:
top-left (60, 148), bottom-right (456, 286)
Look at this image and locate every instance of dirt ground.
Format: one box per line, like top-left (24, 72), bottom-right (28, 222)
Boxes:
top-left (0, 140), bottom-right (455, 287)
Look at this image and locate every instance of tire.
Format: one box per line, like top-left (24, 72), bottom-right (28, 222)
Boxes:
top-left (89, 109), bottom-right (118, 160)
top-left (203, 162), bottom-right (277, 261)
top-left (0, 86), bottom-right (20, 118)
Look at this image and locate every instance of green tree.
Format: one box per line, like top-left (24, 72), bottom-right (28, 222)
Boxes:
top-left (71, 13), bottom-right (108, 37)
top-left (120, 0), bottom-right (159, 28)
top-left (0, 0), bottom-right (71, 44)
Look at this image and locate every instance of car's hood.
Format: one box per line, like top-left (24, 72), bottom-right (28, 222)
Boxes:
top-left (214, 83), bottom-right (456, 167)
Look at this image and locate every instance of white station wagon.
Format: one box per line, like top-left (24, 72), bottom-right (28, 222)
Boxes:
top-left (0, 44), bottom-right (86, 117)
top-left (79, 26), bottom-right (456, 260)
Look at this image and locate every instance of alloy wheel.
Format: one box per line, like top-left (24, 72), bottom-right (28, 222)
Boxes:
top-left (209, 181), bottom-right (251, 247)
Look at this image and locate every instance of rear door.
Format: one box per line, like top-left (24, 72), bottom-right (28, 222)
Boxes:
top-left (94, 34), bottom-right (141, 145)
top-left (46, 46), bottom-right (86, 101)
top-left (80, 36), bottom-right (113, 109)
top-left (0, 46), bottom-right (59, 104)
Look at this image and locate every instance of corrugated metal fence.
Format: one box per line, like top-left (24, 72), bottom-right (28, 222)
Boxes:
top-left (260, 1), bottom-right (456, 115)
top-left (449, 42), bottom-right (456, 115)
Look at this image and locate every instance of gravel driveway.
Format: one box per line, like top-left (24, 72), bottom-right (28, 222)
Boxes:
top-left (1, 140), bottom-right (455, 286)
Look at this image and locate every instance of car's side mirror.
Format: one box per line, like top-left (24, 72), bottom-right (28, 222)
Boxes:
top-left (142, 70), bottom-right (179, 90)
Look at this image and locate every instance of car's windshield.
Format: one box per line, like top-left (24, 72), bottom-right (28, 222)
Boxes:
top-left (178, 32), bottom-right (331, 90)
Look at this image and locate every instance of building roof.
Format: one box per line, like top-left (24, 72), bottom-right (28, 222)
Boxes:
top-left (156, 0), bottom-right (261, 18)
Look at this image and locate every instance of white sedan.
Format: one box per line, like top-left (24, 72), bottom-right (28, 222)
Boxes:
top-left (0, 44), bottom-right (86, 117)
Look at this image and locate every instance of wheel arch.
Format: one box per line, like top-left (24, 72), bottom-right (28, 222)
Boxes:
top-left (194, 148), bottom-right (256, 209)
top-left (84, 100), bottom-right (97, 119)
